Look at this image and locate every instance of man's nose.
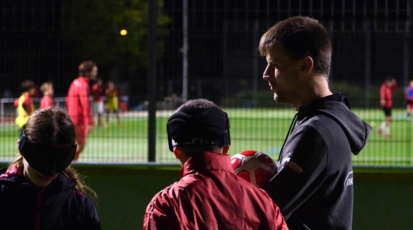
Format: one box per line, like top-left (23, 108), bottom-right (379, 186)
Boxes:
top-left (263, 65), bottom-right (270, 80)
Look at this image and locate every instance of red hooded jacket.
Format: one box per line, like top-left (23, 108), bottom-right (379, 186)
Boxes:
top-left (144, 151), bottom-right (288, 230)
top-left (66, 77), bottom-right (94, 125)
top-left (380, 81), bottom-right (398, 108)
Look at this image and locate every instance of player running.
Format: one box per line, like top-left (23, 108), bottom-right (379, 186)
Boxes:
top-left (66, 60), bottom-right (97, 161)
top-left (144, 99), bottom-right (288, 230)
top-left (15, 80), bottom-right (36, 130)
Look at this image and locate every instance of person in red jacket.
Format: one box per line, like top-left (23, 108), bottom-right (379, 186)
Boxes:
top-left (143, 99), bottom-right (288, 230)
top-left (40, 82), bottom-right (55, 109)
top-left (66, 60), bottom-right (97, 161)
top-left (378, 76), bottom-right (398, 138)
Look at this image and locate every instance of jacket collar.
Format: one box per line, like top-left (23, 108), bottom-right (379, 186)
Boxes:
top-left (297, 93), bottom-right (350, 121)
top-left (180, 151), bottom-right (232, 176)
top-left (78, 76), bottom-right (89, 82)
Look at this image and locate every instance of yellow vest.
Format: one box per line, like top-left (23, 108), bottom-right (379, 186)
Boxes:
top-left (15, 93), bottom-right (35, 129)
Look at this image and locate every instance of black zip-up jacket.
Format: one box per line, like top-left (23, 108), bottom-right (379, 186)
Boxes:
top-left (0, 167), bottom-right (101, 230)
top-left (264, 94), bottom-right (372, 230)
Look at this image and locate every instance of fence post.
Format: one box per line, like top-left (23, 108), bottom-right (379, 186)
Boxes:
top-left (182, 0), bottom-right (188, 102)
top-left (148, 0), bottom-right (157, 162)
top-left (0, 99), bottom-right (4, 124)
top-left (364, 21), bottom-right (371, 108)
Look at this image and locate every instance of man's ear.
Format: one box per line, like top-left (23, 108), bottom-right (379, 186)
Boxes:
top-left (173, 147), bottom-right (182, 160)
top-left (301, 56), bottom-right (314, 76)
top-left (223, 145), bottom-right (230, 154)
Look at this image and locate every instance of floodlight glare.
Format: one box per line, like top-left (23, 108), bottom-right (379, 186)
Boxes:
top-left (120, 29), bottom-right (127, 36)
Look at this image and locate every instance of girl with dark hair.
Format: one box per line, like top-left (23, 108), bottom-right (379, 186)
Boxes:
top-left (0, 108), bottom-right (101, 230)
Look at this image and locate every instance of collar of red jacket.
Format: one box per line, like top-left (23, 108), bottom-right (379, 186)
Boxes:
top-left (0, 165), bottom-right (23, 178)
top-left (180, 151), bottom-right (232, 176)
top-left (78, 76), bottom-right (89, 83)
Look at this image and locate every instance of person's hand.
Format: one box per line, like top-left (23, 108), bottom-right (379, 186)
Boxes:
top-left (87, 125), bottom-right (94, 134)
top-left (380, 99), bottom-right (386, 107)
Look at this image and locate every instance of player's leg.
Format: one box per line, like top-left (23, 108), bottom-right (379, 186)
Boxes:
top-left (116, 109), bottom-right (121, 127)
top-left (113, 99), bottom-right (120, 127)
top-left (384, 108), bottom-right (392, 138)
top-left (407, 100), bottom-right (413, 121)
top-left (74, 124), bottom-right (87, 161)
top-left (378, 107), bottom-right (387, 137)
top-left (98, 113), bottom-right (102, 128)
top-left (105, 109), bottom-right (110, 128)
top-left (98, 101), bottom-right (104, 128)
top-left (93, 102), bottom-right (101, 128)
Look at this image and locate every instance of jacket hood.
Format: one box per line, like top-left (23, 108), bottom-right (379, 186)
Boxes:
top-left (297, 94), bottom-right (372, 155)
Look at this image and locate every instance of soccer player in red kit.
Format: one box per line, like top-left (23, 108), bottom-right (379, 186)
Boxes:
top-left (40, 82), bottom-right (55, 109)
top-left (66, 61), bottom-right (97, 161)
top-left (378, 76), bottom-right (398, 138)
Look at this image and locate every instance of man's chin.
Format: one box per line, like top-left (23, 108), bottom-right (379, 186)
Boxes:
top-left (273, 94), bottom-right (282, 102)
top-left (274, 94), bottom-right (289, 104)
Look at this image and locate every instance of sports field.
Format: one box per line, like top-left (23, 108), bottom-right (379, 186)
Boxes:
top-left (1, 108), bottom-right (412, 166)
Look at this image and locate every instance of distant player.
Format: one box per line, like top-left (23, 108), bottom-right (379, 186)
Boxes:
top-left (66, 60), bottom-right (97, 161)
top-left (378, 76), bottom-right (398, 138)
top-left (92, 78), bottom-right (104, 128)
top-left (144, 99), bottom-right (288, 230)
top-left (40, 82), bottom-right (55, 109)
top-left (405, 80), bottom-right (413, 121)
top-left (15, 80), bottom-right (36, 130)
top-left (105, 80), bottom-right (121, 128)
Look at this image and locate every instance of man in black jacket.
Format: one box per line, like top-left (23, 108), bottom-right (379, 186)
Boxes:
top-left (259, 16), bottom-right (372, 229)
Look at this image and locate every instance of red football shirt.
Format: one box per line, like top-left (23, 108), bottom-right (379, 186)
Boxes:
top-left (40, 95), bottom-right (54, 109)
top-left (380, 82), bottom-right (398, 108)
top-left (66, 77), bottom-right (94, 125)
top-left (92, 84), bottom-right (104, 102)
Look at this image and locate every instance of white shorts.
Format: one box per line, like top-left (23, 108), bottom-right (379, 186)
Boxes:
top-left (93, 101), bottom-right (104, 115)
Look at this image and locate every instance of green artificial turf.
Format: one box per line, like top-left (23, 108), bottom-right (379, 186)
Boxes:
top-left (1, 108), bottom-right (412, 166)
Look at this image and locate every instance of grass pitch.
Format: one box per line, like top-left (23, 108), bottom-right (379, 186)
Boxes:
top-left (0, 108), bottom-right (412, 166)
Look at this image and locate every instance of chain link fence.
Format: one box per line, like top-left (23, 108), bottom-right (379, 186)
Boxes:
top-left (0, 0), bottom-right (412, 166)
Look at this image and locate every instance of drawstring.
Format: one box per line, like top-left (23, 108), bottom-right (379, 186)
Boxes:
top-left (278, 113), bottom-right (299, 161)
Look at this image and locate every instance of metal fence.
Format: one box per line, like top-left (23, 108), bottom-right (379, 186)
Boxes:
top-left (0, 0), bottom-right (412, 166)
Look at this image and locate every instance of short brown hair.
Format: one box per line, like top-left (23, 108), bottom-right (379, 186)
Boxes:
top-left (40, 82), bottom-right (53, 93)
top-left (259, 16), bottom-right (332, 77)
top-left (20, 80), bottom-right (36, 92)
top-left (78, 60), bottom-right (97, 77)
top-left (386, 76), bottom-right (394, 82)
